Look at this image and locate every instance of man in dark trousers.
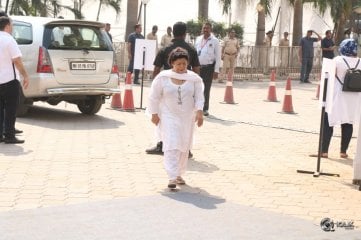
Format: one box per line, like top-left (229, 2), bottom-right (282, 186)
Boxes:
top-left (146, 21), bottom-right (200, 156)
top-left (0, 11), bottom-right (23, 142)
top-left (127, 24), bottom-right (144, 84)
top-left (0, 16), bottom-right (29, 143)
top-left (321, 30), bottom-right (335, 59)
top-left (194, 22), bottom-right (222, 116)
top-left (298, 30), bottom-right (321, 83)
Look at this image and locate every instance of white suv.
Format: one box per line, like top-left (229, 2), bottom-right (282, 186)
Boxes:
top-left (11, 16), bottom-right (120, 116)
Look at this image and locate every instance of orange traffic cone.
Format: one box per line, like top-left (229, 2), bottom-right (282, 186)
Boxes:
top-left (122, 72), bottom-right (135, 111)
top-left (280, 77), bottom-right (296, 114)
top-left (313, 73), bottom-right (321, 100)
top-left (314, 83), bottom-right (320, 100)
top-left (110, 81), bottom-right (122, 109)
top-left (222, 69), bottom-right (237, 104)
top-left (265, 69), bottom-right (278, 102)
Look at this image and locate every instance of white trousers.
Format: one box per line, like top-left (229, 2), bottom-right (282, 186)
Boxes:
top-left (164, 150), bottom-right (188, 180)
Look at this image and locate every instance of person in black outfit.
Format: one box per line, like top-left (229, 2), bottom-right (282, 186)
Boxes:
top-left (127, 24), bottom-right (144, 84)
top-left (321, 30), bottom-right (335, 60)
top-left (0, 16), bottom-right (29, 144)
top-left (0, 11), bottom-right (23, 141)
top-left (146, 21), bottom-right (200, 156)
top-left (105, 23), bottom-right (112, 43)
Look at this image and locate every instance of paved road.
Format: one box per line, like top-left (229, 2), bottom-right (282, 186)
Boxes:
top-left (0, 79), bottom-right (360, 239)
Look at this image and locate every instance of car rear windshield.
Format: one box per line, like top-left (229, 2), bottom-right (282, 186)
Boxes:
top-left (44, 24), bottom-right (112, 51)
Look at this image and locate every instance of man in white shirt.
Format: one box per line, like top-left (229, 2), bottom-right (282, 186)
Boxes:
top-left (160, 26), bottom-right (172, 48)
top-left (194, 22), bottom-right (221, 116)
top-left (0, 16), bottom-right (29, 144)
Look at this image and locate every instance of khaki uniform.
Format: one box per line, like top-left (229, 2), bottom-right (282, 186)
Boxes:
top-left (221, 37), bottom-right (239, 69)
top-left (279, 38), bottom-right (290, 68)
top-left (161, 34), bottom-right (172, 48)
top-left (146, 32), bottom-right (158, 50)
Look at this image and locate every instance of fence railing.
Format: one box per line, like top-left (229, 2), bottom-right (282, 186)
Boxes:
top-left (112, 43), bottom-right (345, 81)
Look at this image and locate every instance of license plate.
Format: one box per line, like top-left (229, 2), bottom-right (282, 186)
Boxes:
top-left (70, 62), bottom-right (96, 70)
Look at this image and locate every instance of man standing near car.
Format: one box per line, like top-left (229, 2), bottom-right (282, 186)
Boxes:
top-left (0, 16), bottom-right (29, 144)
top-left (105, 23), bottom-right (112, 43)
top-left (146, 21), bottom-right (200, 156)
top-left (194, 22), bottom-right (221, 116)
top-left (127, 24), bottom-right (144, 84)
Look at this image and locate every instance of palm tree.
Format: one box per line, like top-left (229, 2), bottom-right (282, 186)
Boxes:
top-left (96, 0), bottom-right (121, 21)
top-left (312, 0), bottom-right (356, 45)
top-left (219, 0), bottom-right (272, 46)
top-left (124, 0), bottom-right (138, 41)
top-left (198, 0), bottom-right (209, 20)
top-left (9, 0), bottom-right (82, 18)
top-left (290, 0), bottom-right (303, 46)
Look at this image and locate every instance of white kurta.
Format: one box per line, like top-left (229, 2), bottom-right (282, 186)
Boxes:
top-left (327, 56), bottom-right (361, 126)
top-left (148, 70), bottom-right (204, 152)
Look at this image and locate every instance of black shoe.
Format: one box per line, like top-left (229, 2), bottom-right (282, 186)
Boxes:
top-left (188, 151), bottom-right (193, 159)
top-left (146, 142), bottom-right (163, 155)
top-left (203, 110), bottom-right (209, 116)
top-left (0, 136), bottom-right (3, 143)
top-left (4, 137), bottom-right (24, 144)
top-left (168, 180), bottom-right (177, 189)
top-left (15, 128), bottom-right (23, 134)
top-left (304, 80), bottom-right (312, 83)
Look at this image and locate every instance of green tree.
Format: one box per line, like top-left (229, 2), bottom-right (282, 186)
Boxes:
top-left (198, 0), bottom-right (209, 20)
top-left (9, 0), bottom-right (82, 18)
top-left (219, 0), bottom-right (273, 46)
top-left (289, 0), bottom-right (303, 46)
top-left (96, 0), bottom-right (121, 21)
top-left (124, 0), bottom-right (138, 41)
top-left (186, 19), bottom-right (243, 43)
top-left (312, 0), bottom-right (359, 45)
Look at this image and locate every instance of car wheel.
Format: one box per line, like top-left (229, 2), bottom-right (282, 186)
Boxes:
top-left (77, 96), bottom-right (103, 115)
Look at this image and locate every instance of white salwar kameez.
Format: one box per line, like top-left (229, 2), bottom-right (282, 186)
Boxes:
top-left (326, 56), bottom-right (361, 126)
top-left (148, 70), bottom-right (204, 180)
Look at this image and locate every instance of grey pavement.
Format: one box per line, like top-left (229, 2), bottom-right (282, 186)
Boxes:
top-left (1, 78), bottom-right (361, 239)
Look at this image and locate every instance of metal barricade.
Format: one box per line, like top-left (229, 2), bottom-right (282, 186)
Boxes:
top-left (233, 46), bottom-right (322, 81)
top-left (113, 42), bottom-right (326, 81)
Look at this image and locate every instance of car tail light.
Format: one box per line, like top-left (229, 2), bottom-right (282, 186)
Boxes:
top-left (37, 46), bottom-right (53, 73)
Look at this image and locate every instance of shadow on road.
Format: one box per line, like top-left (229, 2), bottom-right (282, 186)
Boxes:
top-left (17, 105), bottom-right (124, 130)
top-left (0, 144), bottom-right (33, 156)
top-left (188, 158), bottom-right (219, 173)
top-left (161, 186), bottom-right (225, 209)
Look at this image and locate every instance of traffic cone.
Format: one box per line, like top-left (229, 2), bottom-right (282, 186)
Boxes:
top-left (265, 69), bottom-right (278, 102)
top-left (313, 73), bottom-right (321, 100)
top-left (280, 77), bottom-right (296, 114)
top-left (110, 82), bottom-right (122, 109)
top-left (122, 72), bottom-right (135, 111)
top-left (314, 83), bottom-right (320, 100)
top-left (222, 69), bottom-right (237, 104)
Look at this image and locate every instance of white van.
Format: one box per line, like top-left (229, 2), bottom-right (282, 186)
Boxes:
top-left (11, 16), bottom-right (120, 116)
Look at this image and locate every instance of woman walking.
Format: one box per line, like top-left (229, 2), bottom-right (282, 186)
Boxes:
top-left (148, 47), bottom-right (204, 189)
